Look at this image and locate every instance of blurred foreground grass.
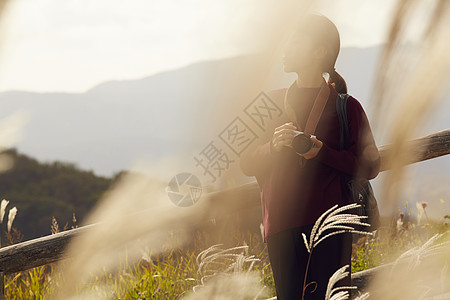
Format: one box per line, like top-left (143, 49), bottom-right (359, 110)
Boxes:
top-left (3, 213), bottom-right (449, 299)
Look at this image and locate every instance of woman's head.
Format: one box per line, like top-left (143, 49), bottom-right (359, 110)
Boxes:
top-left (283, 14), bottom-right (347, 93)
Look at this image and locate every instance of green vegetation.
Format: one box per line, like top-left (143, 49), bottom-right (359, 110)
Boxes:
top-left (0, 150), bottom-right (448, 298)
top-left (3, 228), bottom-right (274, 299)
top-left (0, 149), bottom-right (114, 241)
top-left (1, 216), bottom-right (447, 299)
top-left (351, 202), bottom-right (450, 273)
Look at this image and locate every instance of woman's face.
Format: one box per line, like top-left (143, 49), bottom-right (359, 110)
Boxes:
top-left (282, 33), bottom-right (323, 73)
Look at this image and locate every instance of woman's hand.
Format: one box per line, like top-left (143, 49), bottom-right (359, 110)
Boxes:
top-left (271, 122), bottom-right (297, 152)
top-left (297, 136), bottom-right (323, 159)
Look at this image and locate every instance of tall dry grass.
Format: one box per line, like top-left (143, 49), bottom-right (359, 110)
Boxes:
top-left (0, 0), bottom-right (447, 299)
top-left (50, 0), bottom-right (450, 299)
top-left (357, 0), bottom-right (450, 299)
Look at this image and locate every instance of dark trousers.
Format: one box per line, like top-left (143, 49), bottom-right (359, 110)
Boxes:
top-left (267, 224), bottom-right (352, 300)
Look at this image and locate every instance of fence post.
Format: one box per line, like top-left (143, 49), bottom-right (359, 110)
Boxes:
top-left (0, 271), bottom-right (4, 300)
top-left (0, 227), bottom-right (4, 300)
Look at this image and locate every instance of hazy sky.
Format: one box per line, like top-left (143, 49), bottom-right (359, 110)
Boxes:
top-left (0, 0), bottom-right (396, 93)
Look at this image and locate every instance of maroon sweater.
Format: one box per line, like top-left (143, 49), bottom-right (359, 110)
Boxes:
top-left (240, 82), bottom-right (380, 243)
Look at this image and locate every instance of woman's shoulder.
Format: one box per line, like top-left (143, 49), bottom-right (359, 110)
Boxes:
top-left (342, 94), bottom-right (370, 126)
top-left (329, 83), bottom-right (362, 109)
top-left (264, 88), bottom-right (288, 105)
top-left (344, 94), bottom-right (366, 113)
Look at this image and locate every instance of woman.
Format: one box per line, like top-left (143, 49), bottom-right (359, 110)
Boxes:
top-left (240, 14), bottom-right (380, 299)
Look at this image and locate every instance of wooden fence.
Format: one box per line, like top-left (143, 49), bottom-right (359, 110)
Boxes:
top-left (0, 129), bottom-right (449, 299)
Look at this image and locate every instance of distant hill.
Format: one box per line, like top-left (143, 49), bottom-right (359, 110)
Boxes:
top-left (0, 149), bottom-right (113, 241)
top-left (0, 46), bottom-right (395, 177)
top-left (0, 46), bottom-right (448, 178)
top-left (0, 47), bottom-right (448, 219)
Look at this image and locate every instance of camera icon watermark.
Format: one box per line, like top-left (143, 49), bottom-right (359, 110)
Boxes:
top-left (166, 172), bottom-right (202, 207)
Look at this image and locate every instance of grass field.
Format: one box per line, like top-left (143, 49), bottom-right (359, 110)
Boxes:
top-left (2, 209), bottom-right (448, 299)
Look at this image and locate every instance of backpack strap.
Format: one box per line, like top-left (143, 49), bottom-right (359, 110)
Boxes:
top-left (336, 93), bottom-right (350, 150)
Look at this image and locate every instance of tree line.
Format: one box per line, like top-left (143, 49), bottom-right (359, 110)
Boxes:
top-left (0, 149), bottom-right (116, 242)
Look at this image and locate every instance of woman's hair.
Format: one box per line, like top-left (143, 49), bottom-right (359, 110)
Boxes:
top-left (329, 68), bottom-right (347, 94)
top-left (297, 14), bottom-right (348, 94)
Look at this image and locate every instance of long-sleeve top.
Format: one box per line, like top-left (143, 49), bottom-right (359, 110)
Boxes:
top-left (239, 82), bottom-right (380, 243)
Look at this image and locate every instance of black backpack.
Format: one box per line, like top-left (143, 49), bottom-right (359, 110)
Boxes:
top-left (336, 94), bottom-right (381, 232)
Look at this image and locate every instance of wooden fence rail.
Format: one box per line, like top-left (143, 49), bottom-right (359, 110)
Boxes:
top-left (0, 129), bottom-right (448, 298)
top-left (378, 128), bottom-right (450, 171)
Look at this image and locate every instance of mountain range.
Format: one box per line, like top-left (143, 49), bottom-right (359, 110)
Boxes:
top-left (0, 45), bottom-right (449, 217)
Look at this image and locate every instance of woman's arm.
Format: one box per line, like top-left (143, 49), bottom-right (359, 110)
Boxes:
top-left (316, 97), bottom-right (381, 179)
top-left (239, 140), bottom-right (274, 177)
top-left (240, 121), bottom-right (296, 177)
top-left (239, 88), bottom-right (291, 178)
